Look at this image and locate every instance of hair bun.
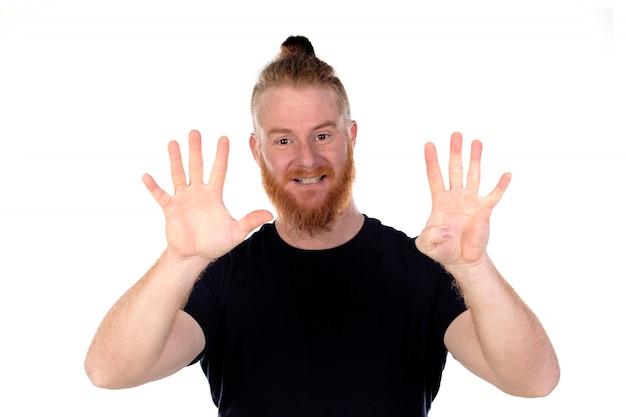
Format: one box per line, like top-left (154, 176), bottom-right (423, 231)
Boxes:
top-left (280, 35), bottom-right (315, 58)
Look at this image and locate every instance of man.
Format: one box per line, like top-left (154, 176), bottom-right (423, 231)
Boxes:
top-left (85, 36), bottom-right (559, 416)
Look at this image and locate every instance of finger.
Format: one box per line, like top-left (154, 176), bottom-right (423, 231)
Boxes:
top-left (188, 130), bottom-right (204, 185)
top-left (237, 209), bottom-right (274, 237)
top-left (424, 142), bottom-right (445, 193)
top-left (142, 173), bottom-right (171, 208)
top-left (415, 226), bottom-right (452, 255)
top-left (466, 140), bottom-right (482, 192)
top-left (208, 136), bottom-right (230, 190)
top-left (168, 140), bottom-right (187, 191)
top-left (485, 172), bottom-right (512, 209)
top-left (449, 132), bottom-right (464, 189)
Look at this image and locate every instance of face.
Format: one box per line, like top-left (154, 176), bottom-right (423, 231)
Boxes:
top-left (250, 86), bottom-right (357, 235)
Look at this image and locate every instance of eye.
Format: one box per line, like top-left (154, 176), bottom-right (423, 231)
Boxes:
top-left (277, 138), bottom-right (290, 145)
top-left (316, 134), bottom-right (328, 141)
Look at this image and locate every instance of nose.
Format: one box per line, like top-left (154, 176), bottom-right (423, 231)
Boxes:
top-left (296, 141), bottom-right (317, 168)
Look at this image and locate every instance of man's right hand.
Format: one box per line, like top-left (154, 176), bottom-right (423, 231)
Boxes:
top-left (142, 130), bottom-right (274, 264)
top-left (85, 131), bottom-right (273, 389)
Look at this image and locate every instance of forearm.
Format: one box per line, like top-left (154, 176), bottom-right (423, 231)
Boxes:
top-left (84, 250), bottom-right (210, 388)
top-left (447, 257), bottom-right (560, 397)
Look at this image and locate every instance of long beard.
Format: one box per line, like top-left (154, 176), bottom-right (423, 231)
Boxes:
top-left (260, 146), bottom-right (355, 237)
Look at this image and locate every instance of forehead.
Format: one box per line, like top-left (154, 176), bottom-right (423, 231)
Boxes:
top-left (256, 85), bottom-right (344, 132)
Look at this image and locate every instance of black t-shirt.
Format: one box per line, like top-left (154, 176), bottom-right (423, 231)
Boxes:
top-left (184, 216), bottom-right (467, 417)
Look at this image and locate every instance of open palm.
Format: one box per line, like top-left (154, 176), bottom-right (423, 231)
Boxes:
top-left (142, 130), bottom-right (273, 262)
top-left (415, 132), bottom-right (511, 269)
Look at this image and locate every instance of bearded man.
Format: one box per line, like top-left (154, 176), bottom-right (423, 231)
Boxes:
top-left (85, 36), bottom-right (559, 417)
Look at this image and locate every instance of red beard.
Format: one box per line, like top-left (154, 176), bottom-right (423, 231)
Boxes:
top-left (260, 146), bottom-right (355, 236)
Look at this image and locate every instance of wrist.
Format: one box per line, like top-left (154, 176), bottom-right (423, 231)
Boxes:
top-left (444, 254), bottom-right (495, 275)
top-left (443, 255), bottom-right (497, 285)
top-left (162, 246), bottom-right (215, 268)
top-left (155, 248), bottom-right (213, 290)
top-left (443, 255), bottom-right (508, 307)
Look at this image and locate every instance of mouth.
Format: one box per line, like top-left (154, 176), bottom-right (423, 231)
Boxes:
top-left (295, 175), bottom-right (326, 184)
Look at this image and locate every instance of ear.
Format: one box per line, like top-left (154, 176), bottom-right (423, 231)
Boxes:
top-left (249, 133), bottom-right (261, 166)
top-left (349, 120), bottom-right (358, 147)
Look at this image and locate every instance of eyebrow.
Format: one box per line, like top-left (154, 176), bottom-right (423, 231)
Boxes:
top-left (266, 121), bottom-right (338, 137)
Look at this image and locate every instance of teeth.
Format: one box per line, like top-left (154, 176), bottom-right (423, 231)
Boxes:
top-left (296, 176), bottom-right (324, 184)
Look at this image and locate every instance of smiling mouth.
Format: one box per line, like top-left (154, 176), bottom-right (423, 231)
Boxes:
top-left (295, 175), bottom-right (326, 184)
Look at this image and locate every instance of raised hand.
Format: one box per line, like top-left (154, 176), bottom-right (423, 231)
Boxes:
top-left (415, 132), bottom-right (511, 269)
top-left (142, 130), bottom-right (274, 262)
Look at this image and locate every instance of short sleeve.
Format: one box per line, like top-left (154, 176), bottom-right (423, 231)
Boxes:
top-left (183, 258), bottom-right (228, 364)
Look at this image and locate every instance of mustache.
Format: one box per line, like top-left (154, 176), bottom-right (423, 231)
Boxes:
top-left (280, 167), bottom-right (333, 185)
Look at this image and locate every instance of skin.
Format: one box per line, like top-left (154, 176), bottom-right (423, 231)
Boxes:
top-left (84, 134), bottom-right (271, 388)
top-left (250, 86), bottom-right (362, 248)
top-left (417, 134), bottom-right (560, 396)
top-left (85, 85), bottom-right (559, 398)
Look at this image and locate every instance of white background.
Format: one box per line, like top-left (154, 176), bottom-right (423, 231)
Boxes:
top-left (1, 0), bottom-right (624, 415)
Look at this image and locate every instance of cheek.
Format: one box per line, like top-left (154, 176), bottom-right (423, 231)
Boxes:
top-left (259, 153), bottom-right (287, 181)
top-left (260, 149), bottom-right (294, 173)
top-left (261, 158), bottom-right (282, 176)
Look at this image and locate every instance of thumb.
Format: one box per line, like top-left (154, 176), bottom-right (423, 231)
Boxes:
top-left (415, 226), bottom-right (452, 255)
top-left (237, 210), bottom-right (274, 236)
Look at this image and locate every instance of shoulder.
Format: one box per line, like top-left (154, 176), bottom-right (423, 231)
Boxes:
top-left (363, 216), bottom-right (431, 261)
top-left (214, 222), bottom-right (279, 262)
top-left (201, 222), bottom-right (280, 280)
top-left (187, 223), bottom-right (278, 307)
top-left (364, 216), bottom-right (456, 290)
top-left (363, 216), bottom-right (409, 242)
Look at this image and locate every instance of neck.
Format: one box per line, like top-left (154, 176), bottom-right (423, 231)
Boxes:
top-left (275, 200), bottom-right (364, 250)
